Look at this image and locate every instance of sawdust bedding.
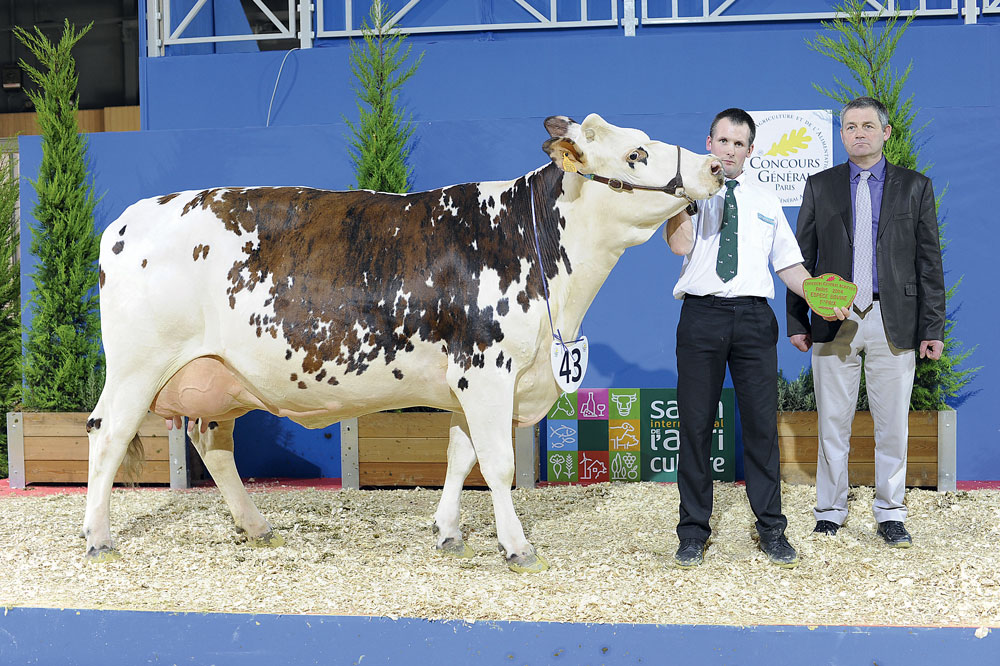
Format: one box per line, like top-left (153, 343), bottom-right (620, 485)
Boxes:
top-left (1, 482), bottom-right (998, 628)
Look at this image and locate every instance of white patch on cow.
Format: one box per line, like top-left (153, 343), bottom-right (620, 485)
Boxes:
top-left (393, 227), bottom-right (400, 237)
top-left (287, 276), bottom-right (293, 287)
top-left (471, 240), bottom-right (478, 250)
top-left (377, 299), bottom-right (385, 307)
top-left (425, 275), bottom-right (434, 287)
top-left (438, 192), bottom-right (460, 218)
top-left (476, 267), bottom-right (505, 314)
top-left (476, 181), bottom-right (509, 230)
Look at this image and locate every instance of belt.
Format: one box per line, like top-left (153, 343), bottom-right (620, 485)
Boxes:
top-left (684, 294), bottom-right (766, 305)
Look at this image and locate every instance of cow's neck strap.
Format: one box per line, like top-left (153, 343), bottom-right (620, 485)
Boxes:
top-left (581, 145), bottom-right (699, 215)
top-left (529, 178), bottom-right (582, 353)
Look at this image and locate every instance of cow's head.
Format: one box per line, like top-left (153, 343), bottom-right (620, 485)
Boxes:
top-left (543, 114), bottom-right (724, 228)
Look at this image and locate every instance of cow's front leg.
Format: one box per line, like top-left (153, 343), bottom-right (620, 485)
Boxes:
top-left (189, 418), bottom-right (283, 547)
top-left (432, 412), bottom-right (476, 558)
top-left (450, 365), bottom-right (548, 573)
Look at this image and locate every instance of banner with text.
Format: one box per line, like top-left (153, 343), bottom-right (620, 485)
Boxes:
top-left (747, 109), bottom-right (833, 207)
top-left (543, 388), bottom-right (736, 483)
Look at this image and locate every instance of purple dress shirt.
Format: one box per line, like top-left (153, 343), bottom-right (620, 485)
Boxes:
top-left (849, 156), bottom-right (886, 297)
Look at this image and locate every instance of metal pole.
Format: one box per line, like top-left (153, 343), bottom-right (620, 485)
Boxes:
top-left (299, 0), bottom-right (313, 48)
top-left (340, 417), bottom-right (359, 489)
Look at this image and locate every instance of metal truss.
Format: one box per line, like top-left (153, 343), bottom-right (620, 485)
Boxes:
top-left (316, 1), bottom-right (619, 38)
top-left (639, 1), bottom-right (962, 26)
top-left (145, 1), bottom-right (996, 57)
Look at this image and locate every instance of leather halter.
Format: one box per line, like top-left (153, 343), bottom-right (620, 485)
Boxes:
top-left (581, 145), bottom-right (699, 215)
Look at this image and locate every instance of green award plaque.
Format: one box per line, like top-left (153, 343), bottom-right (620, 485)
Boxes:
top-left (803, 273), bottom-right (857, 317)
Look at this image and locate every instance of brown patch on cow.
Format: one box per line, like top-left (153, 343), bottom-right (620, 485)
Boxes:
top-left (193, 244), bottom-right (203, 261)
top-left (99, 268), bottom-right (106, 288)
top-left (202, 245), bottom-right (210, 259)
top-left (315, 369), bottom-right (327, 382)
top-left (393, 369), bottom-right (403, 380)
top-left (285, 350), bottom-right (292, 360)
top-left (85, 418), bottom-right (101, 433)
top-left (141, 259), bottom-right (147, 268)
top-left (112, 241), bottom-right (124, 255)
top-left (457, 377), bottom-right (469, 391)
top-left (290, 373), bottom-right (298, 382)
top-left (158, 193), bottom-right (180, 205)
top-left (297, 381), bottom-right (307, 389)
top-left (209, 167), bottom-right (569, 380)
top-left (326, 376), bottom-right (339, 385)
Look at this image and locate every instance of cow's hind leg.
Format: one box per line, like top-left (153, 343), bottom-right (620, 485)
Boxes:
top-left (189, 419), bottom-right (283, 547)
top-left (450, 367), bottom-right (548, 573)
top-left (432, 412), bottom-right (476, 558)
top-left (83, 392), bottom-right (153, 561)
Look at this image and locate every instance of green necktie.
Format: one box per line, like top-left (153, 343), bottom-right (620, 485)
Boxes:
top-left (716, 180), bottom-right (739, 282)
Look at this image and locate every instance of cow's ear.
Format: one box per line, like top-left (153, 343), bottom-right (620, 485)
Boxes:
top-left (543, 137), bottom-right (586, 173)
top-left (544, 115), bottom-right (578, 139)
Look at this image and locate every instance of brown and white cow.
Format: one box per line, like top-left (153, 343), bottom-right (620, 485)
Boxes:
top-left (83, 114), bottom-right (723, 571)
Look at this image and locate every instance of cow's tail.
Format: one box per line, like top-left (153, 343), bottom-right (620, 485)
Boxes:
top-left (121, 433), bottom-right (146, 484)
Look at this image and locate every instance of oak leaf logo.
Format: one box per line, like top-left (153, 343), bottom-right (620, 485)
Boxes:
top-left (764, 127), bottom-right (812, 156)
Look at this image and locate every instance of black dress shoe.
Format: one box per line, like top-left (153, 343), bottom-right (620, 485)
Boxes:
top-left (813, 520), bottom-right (840, 536)
top-left (758, 529), bottom-right (799, 568)
top-left (674, 538), bottom-right (706, 568)
top-left (877, 521), bottom-right (912, 548)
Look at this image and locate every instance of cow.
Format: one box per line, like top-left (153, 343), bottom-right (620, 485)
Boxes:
top-left (83, 114), bottom-right (724, 571)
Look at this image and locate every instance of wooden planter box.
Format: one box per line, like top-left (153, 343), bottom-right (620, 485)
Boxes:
top-left (6, 411), bottom-right (186, 489)
top-left (778, 410), bottom-right (956, 490)
top-left (340, 412), bottom-right (536, 489)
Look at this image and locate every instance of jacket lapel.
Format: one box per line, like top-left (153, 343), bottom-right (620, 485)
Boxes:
top-left (832, 163), bottom-right (853, 244)
top-left (877, 161), bottom-right (901, 243)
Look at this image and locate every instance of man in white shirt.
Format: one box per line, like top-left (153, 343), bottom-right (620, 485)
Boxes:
top-left (664, 108), bottom-right (843, 569)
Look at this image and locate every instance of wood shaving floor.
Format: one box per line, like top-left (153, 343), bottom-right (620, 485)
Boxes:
top-left (2, 482), bottom-right (998, 627)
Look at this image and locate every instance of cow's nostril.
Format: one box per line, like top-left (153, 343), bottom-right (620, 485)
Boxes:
top-left (710, 162), bottom-right (723, 176)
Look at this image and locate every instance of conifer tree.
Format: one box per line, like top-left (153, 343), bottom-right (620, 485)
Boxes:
top-left (344, 0), bottom-right (423, 193)
top-left (14, 20), bottom-right (103, 412)
top-left (788, 0), bottom-right (979, 411)
top-left (0, 144), bottom-right (18, 477)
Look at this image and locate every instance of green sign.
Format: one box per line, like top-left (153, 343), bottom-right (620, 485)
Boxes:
top-left (544, 388), bottom-right (736, 483)
top-left (803, 273), bottom-right (857, 317)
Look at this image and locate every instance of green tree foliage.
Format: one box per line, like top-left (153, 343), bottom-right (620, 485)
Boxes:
top-left (14, 20), bottom-right (103, 412)
top-left (0, 142), bottom-right (18, 477)
top-left (782, 0), bottom-right (979, 411)
top-left (344, 0), bottom-right (423, 193)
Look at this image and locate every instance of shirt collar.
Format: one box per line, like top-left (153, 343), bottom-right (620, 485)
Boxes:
top-left (849, 155), bottom-right (887, 182)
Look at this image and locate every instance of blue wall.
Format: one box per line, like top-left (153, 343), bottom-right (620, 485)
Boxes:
top-left (19, 7), bottom-right (998, 479)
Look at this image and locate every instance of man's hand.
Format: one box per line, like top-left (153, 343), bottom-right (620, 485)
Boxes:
top-left (820, 306), bottom-right (850, 322)
top-left (919, 339), bottom-right (944, 360)
top-left (790, 333), bottom-right (812, 352)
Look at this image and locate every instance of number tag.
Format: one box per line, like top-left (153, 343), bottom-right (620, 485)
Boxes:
top-left (551, 336), bottom-right (588, 393)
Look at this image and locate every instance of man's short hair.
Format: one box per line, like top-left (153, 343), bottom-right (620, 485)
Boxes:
top-left (710, 108), bottom-right (756, 146)
top-left (840, 96), bottom-right (890, 129)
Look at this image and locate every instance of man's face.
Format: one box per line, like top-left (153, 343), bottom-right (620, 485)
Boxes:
top-left (841, 107), bottom-right (891, 164)
top-left (706, 118), bottom-right (753, 179)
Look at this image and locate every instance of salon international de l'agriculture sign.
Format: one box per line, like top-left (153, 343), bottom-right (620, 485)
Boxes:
top-left (543, 388), bottom-right (735, 483)
top-left (747, 110), bottom-right (833, 207)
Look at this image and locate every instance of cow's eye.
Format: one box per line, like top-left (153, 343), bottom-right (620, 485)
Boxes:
top-left (627, 148), bottom-right (648, 163)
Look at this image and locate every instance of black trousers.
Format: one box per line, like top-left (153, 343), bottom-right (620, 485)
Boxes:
top-left (675, 295), bottom-right (787, 542)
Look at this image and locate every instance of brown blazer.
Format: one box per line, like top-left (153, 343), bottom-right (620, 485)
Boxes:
top-left (786, 160), bottom-right (945, 349)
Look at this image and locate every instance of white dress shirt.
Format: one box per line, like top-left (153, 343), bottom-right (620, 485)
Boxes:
top-left (668, 172), bottom-right (803, 300)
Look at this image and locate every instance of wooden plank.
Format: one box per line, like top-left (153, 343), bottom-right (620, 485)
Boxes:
top-left (780, 461), bottom-right (938, 488)
top-left (103, 106), bottom-right (141, 132)
top-left (22, 436), bottom-right (168, 462)
top-left (359, 462), bottom-right (491, 488)
top-left (76, 109), bottom-right (105, 133)
top-left (777, 411), bottom-right (938, 437)
top-left (358, 412), bottom-right (452, 438)
top-left (779, 436), bottom-right (938, 463)
top-left (358, 438), bottom-right (450, 463)
top-left (24, 460), bottom-right (169, 484)
top-left (21, 412), bottom-right (169, 438)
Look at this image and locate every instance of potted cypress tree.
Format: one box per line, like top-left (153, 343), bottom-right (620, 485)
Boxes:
top-left (5, 21), bottom-right (169, 487)
top-left (777, 1), bottom-right (978, 491)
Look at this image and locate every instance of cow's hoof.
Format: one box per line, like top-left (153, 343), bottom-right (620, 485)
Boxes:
top-left (247, 531), bottom-right (285, 548)
top-left (437, 537), bottom-right (474, 559)
top-left (506, 551), bottom-right (549, 574)
top-left (86, 546), bottom-right (122, 563)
